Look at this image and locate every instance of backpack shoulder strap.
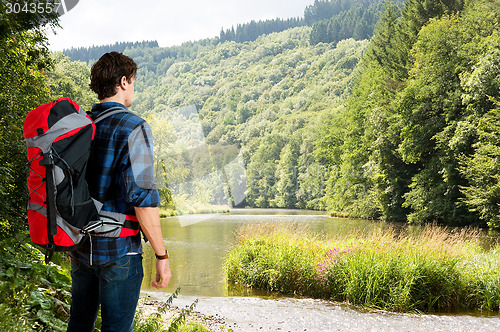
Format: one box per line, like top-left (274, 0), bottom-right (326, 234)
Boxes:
top-left (91, 107), bottom-right (133, 124)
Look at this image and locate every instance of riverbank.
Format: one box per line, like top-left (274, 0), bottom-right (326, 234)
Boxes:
top-left (224, 223), bottom-right (500, 313)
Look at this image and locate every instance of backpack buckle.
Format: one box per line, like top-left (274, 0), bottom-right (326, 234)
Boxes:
top-left (39, 152), bottom-right (54, 166)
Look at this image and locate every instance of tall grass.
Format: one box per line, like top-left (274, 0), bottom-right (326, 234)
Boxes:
top-left (223, 223), bottom-right (500, 313)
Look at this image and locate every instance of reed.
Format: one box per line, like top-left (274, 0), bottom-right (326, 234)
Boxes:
top-left (224, 223), bottom-right (500, 313)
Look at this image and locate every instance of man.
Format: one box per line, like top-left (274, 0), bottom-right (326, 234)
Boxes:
top-left (67, 52), bottom-right (171, 332)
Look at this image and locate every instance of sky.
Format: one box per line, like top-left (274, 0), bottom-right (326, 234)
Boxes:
top-left (47, 0), bottom-right (316, 51)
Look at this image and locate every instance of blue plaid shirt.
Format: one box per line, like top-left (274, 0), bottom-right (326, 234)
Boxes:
top-left (70, 102), bottom-right (160, 265)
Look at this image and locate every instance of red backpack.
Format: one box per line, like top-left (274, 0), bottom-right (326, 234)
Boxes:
top-left (23, 97), bottom-right (139, 263)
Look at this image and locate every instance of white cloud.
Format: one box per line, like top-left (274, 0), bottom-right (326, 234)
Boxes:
top-left (48, 0), bottom-right (315, 51)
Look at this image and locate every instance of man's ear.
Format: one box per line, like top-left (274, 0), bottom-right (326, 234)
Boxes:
top-left (119, 76), bottom-right (128, 90)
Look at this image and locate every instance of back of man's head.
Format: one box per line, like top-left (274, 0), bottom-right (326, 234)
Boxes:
top-left (90, 52), bottom-right (137, 100)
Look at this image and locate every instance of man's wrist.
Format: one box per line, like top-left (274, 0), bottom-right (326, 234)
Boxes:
top-left (155, 250), bottom-right (169, 260)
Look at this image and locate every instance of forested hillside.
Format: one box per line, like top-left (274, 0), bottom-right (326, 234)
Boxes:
top-left (54, 0), bottom-right (500, 230)
top-left (52, 26), bottom-right (363, 212)
top-left (126, 27), bottom-right (367, 211)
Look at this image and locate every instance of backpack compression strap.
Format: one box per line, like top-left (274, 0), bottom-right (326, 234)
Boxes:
top-left (39, 152), bottom-right (57, 263)
top-left (91, 106), bottom-right (133, 124)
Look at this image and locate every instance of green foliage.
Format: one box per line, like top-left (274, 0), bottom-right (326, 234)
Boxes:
top-left (318, 243), bottom-right (463, 312)
top-left (224, 225), bottom-right (321, 296)
top-left (0, 5), bottom-right (55, 238)
top-left (364, 1), bottom-right (404, 79)
top-left (457, 245), bottom-right (500, 311)
top-left (0, 238), bottom-right (71, 331)
top-left (397, 14), bottom-right (472, 225)
top-left (0, 0), bottom-right (59, 39)
top-left (271, 132), bottom-right (301, 208)
top-left (225, 223), bottom-right (500, 313)
top-left (460, 108), bottom-right (500, 230)
top-left (47, 52), bottom-right (98, 112)
top-left (396, 1), bottom-right (500, 226)
top-left (397, 0), bottom-right (466, 79)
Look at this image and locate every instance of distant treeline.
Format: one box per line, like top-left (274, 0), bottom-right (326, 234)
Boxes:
top-left (220, 0), bottom-right (406, 45)
top-left (219, 17), bottom-right (304, 43)
top-left (63, 0), bottom-right (406, 63)
top-left (308, 0), bottom-right (398, 44)
top-left (62, 40), bottom-right (159, 63)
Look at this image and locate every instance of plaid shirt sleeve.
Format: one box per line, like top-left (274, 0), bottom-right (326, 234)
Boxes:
top-left (123, 121), bottom-right (160, 207)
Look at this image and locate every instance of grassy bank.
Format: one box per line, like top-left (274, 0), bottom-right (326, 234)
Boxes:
top-left (224, 223), bottom-right (500, 313)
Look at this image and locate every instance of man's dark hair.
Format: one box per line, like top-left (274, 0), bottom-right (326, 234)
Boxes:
top-left (90, 52), bottom-right (137, 100)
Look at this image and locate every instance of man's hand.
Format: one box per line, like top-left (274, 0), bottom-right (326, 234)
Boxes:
top-left (152, 258), bottom-right (171, 289)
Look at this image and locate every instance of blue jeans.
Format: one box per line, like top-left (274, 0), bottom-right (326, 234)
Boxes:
top-left (67, 255), bottom-right (144, 332)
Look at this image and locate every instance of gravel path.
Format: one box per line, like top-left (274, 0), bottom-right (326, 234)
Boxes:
top-left (141, 293), bottom-right (500, 332)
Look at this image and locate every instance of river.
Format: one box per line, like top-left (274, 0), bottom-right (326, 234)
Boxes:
top-left (140, 209), bottom-right (500, 331)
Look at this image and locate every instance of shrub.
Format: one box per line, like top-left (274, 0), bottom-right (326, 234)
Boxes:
top-left (0, 238), bottom-right (71, 331)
